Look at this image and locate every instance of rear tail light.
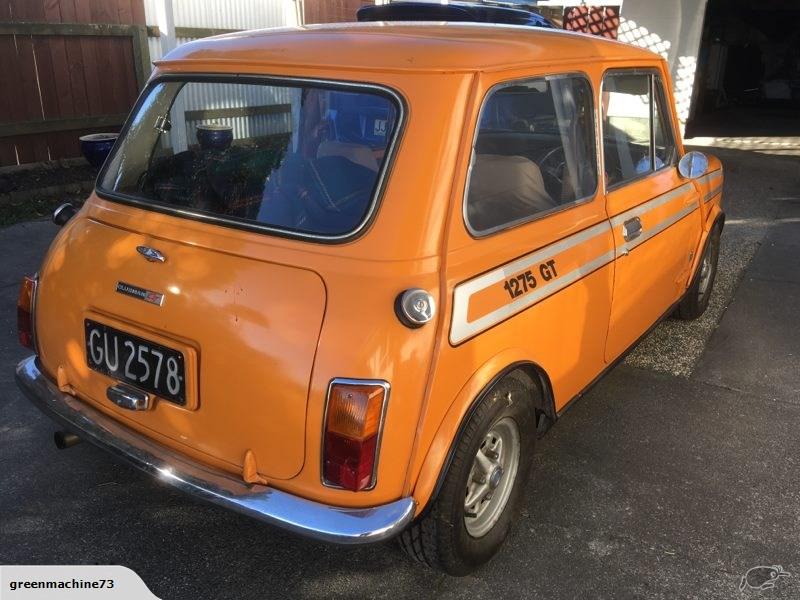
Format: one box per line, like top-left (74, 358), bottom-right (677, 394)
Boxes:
top-left (17, 275), bottom-right (37, 350)
top-left (322, 379), bottom-right (389, 491)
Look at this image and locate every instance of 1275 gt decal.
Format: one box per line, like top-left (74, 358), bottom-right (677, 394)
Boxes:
top-left (502, 260), bottom-right (558, 299)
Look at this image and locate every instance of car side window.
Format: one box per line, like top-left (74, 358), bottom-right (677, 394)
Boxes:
top-left (602, 71), bottom-right (676, 188)
top-left (465, 75), bottom-right (598, 236)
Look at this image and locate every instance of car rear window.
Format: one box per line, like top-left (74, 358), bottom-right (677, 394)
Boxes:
top-left (98, 77), bottom-right (402, 240)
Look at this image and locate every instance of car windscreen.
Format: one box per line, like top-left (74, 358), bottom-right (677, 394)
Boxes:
top-left (98, 77), bottom-right (402, 240)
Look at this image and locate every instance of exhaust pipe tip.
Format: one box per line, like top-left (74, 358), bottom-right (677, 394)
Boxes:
top-left (54, 430), bottom-right (81, 449)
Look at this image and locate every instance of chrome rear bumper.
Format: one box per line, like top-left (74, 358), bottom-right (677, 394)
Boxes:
top-left (14, 356), bottom-right (415, 545)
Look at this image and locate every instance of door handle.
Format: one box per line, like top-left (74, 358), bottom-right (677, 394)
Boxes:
top-left (623, 217), bottom-right (642, 242)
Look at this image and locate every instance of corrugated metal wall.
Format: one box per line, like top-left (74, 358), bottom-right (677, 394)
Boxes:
top-left (179, 82), bottom-right (295, 147)
top-left (144, 0), bottom-right (299, 63)
top-left (142, 0), bottom-right (299, 150)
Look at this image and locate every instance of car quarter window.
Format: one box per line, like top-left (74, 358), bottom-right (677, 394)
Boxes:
top-left (601, 71), bottom-right (677, 189)
top-left (465, 75), bottom-right (598, 235)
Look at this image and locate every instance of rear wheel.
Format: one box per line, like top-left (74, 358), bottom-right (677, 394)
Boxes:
top-left (399, 374), bottom-right (537, 575)
top-left (675, 226), bottom-right (721, 320)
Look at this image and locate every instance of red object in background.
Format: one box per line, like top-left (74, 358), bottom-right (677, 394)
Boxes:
top-left (563, 5), bottom-right (620, 39)
top-left (17, 275), bottom-right (36, 349)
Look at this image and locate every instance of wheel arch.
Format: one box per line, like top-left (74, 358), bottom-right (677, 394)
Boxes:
top-left (410, 353), bottom-right (555, 518)
top-left (686, 208), bottom-right (725, 290)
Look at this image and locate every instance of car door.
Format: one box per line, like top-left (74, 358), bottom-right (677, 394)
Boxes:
top-left (437, 71), bottom-right (616, 413)
top-left (602, 68), bottom-right (703, 361)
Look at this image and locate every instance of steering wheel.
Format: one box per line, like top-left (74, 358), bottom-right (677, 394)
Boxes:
top-left (538, 146), bottom-right (566, 184)
top-left (538, 146), bottom-right (568, 200)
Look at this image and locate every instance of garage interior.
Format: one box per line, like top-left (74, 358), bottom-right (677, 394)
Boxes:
top-left (686, 0), bottom-right (800, 138)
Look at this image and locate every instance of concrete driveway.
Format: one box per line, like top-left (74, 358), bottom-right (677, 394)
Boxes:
top-left (1, 143), bottom-right (798, 599)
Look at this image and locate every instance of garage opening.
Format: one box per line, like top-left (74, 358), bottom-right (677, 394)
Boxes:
top-left (686, 0), bottom-right (800, 138)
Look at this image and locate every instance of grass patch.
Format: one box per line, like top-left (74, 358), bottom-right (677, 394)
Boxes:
top-left (0, 189), bottom-right (88, 228)
top-left (0, 162), bottom-right (94, 228)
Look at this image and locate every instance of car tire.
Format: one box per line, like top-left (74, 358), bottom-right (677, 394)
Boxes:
top-left (399, 373), bottom-right (537, 575)
top-left (675, 225), bottom-right (721, 321)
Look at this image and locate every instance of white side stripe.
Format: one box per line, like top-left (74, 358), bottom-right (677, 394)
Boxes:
top-left (617, 203), bottom-right (698, 254)
top-left (450, 181), bottom-right (704, 345)
top-left (609, 183), bottom-right (694, 228)
top-left (704, 184), bottom-right (722, 203)
top-left (450, 221), bottom-right (613, 345)
top-left (456, 220), bottom-right (611, 294)
top-left (696, 169), bottom-right (722, 186)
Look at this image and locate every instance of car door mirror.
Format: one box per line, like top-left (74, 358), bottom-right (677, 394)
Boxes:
top-left (678, 151), bottom-right (708, 180)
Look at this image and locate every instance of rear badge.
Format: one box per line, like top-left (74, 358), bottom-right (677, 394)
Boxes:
top-left (137, 245), bottom-right (166, 263)
top-left (116, 281), bottom-right (164, 306)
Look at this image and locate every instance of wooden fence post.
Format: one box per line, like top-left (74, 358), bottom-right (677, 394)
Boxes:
top-left (132, 24), bottom-right (152, 91)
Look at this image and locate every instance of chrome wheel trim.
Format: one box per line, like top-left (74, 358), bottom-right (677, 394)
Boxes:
top-left (464, 416), bottom-right (520, 538)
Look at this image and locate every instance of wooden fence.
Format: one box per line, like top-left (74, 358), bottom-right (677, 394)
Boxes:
top-left (304, 0), bottom-right (373, 25)
top-left (0, 0), bottom-right (151, 166)
top-left (0, 0), bottom-right (377, 167)
top-left (1, 1), bottom-right (628, 168)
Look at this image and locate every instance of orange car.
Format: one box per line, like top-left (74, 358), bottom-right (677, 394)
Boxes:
top-left (15, 23), bottom-right (724, 575)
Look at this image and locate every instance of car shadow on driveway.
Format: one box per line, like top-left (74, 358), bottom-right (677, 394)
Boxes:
top-left (2, 361), bottom-right (798, 600)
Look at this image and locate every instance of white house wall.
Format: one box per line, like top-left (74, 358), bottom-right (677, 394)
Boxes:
top-left (615, 0), bottom-right (709, 126)
top-left (539, 0), bottom-right (709, 128)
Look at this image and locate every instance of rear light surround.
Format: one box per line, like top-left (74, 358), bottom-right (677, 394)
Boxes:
top-left (17, 274), bottom-right (38, 351)
top-left (321, 378), bottom-right (390, 492)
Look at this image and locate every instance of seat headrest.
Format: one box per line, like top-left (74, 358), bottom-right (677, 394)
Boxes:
top-left (467, 154), bottom-right (556, 232)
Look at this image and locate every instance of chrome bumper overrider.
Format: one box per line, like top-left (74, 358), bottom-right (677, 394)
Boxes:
top-left (14, 356), bottom-right (415, 544)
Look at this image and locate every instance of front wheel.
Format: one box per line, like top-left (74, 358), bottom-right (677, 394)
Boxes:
top-left (675, 226), bottom-right (721, 320)
top-left (399, 374), bottom-right (537, 575)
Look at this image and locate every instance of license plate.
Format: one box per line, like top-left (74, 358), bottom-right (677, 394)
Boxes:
top-left (85, 319), bottom-right (186, 405)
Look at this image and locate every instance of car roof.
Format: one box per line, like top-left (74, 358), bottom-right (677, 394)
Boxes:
top-left (158, 22), bottom-right (661, 74)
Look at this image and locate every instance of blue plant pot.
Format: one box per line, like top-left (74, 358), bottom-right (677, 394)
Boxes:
top-left (196, 124), bottom-right (234, 151)
top-left (79, 133), bottom-right (119, 169)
